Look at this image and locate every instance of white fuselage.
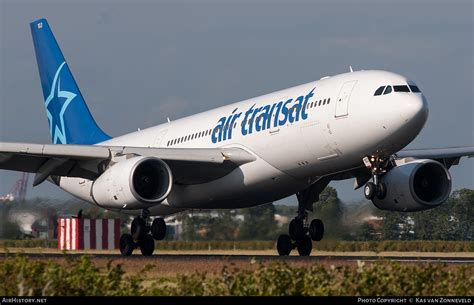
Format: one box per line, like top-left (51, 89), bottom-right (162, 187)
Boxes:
top-left (60, 70), bottom-right (428, 216)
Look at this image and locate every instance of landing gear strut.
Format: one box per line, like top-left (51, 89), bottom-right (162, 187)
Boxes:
top-left (119, 209), bottom-right (167, 256)
top-left (363, 155), bottom-right (389, 200)
top-left (277, 188), bottom-right (326, 256)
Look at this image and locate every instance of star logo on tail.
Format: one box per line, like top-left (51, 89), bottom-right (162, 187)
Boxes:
top-left (45, 61), bottom-right (77, 144)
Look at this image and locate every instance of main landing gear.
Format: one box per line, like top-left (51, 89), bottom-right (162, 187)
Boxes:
top-left (363, 155), bottom-right (389, 201)
top-left (277, 190), bottom-right (325, 256)
top-left (119, 209), bottom-right (167, 256)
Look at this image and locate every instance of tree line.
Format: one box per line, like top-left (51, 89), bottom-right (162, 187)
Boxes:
top-left (176, 187), bottom-right (473, 241)
top-left (0, 187), bottom-right (472, 241)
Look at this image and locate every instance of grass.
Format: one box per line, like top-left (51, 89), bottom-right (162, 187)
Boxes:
top-left (0, 254), bottom-right (472, 296)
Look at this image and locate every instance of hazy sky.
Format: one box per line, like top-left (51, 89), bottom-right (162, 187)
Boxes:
top-left (0, 0), bottom-right (473, 205)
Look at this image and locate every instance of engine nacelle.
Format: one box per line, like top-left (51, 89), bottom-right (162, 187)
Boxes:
top-left (91, 156), bottom-right (172, 209)
top-left (372, 159), bottom-right (451, 212)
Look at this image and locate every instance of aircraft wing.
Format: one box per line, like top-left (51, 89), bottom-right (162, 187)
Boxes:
top-left (396, 146), bottom-right (474, 168)
top-left (0, 142), bottom-right (256, 186)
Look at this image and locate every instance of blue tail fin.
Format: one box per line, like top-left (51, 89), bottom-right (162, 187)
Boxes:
top-left (30, 18), bottom-right (111, 145)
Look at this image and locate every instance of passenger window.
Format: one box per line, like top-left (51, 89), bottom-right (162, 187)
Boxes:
top-left (323, 99), bottom-right (326, 105)
top-left (374, 86), bottom-right (385, 96)
top-left (318, 100), bottom-right (322, 106)
top-left (327, 98), bottom-right (330, 104)
top-left (393, 85), bottom-right (410, 92)
top-left (383, 86), bottom-right (392, 95)
top-left (409, 85), bottom-right (421, 93)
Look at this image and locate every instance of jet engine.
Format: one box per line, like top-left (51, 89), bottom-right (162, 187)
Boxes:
top-left (372, 159), bottom-right (451, 212)
top-left (91, 156), bottom-right (172, 209)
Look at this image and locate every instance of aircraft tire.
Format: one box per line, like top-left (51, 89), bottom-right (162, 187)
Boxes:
top-left (376, 182), bottom-right (387, 200)
top-left (309, 219), bottom-right (324, 241)
top-left (131, 217), bottom-right (146, 241)
top-left (119, 233), bottom-right (134, 256)
top-left (277, 234), bottom-right (293, 256)
top-left (151, 218), bottom-right (166, 240)
top-left (139, 234), bottom-right (155, 256)
top-left (364, 182), bottom-right (376, 200)
top-left (289, 218), bottom-right (306, 241)
top-left (296, 235), bottom-right (312, 256)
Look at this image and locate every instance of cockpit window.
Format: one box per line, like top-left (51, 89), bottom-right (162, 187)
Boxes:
top-left (383, 86), bottom-right (392, 95)
top-left (374, 86), bottom-right (385, 96)
top-left (393, 85), bottom-right (410, 92)
top-left (409, 85), bottom-right (421, 93)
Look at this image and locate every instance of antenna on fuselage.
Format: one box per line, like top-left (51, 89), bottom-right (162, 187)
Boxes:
top-left (349, 65), bottom-right (354, 72)
top-left (167, 117), bottom-right (171, 123)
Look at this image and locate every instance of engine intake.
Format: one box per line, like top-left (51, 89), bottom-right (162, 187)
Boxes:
top-left (92, 156), bottom-right (172, 209)
top-left (131, 158), bottom-right (171, 202)
top-left (372, 159), bottom-right (451, 212)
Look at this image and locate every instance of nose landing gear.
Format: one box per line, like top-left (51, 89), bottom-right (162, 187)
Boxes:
top-left (363, 155), bottom-right (390, 200)
top-left (119, 209), bottom-right (167, 256)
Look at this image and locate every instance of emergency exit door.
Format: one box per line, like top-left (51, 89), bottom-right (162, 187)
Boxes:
top-left (335, 80), bottom-right (357, 118)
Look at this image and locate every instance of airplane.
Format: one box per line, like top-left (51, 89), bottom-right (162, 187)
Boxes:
top-left (1, 18), bottom-right (473, 256)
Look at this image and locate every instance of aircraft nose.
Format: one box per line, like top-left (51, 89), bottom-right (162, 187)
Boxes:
top-left (401, 94), bottom-right (429, 126)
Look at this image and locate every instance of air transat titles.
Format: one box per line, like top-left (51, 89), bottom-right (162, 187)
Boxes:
top-left (212, 88), bottom-right (315, 143)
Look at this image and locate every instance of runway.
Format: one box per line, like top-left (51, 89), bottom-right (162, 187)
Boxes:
top-left (2, 253), bottom-right (473, 264)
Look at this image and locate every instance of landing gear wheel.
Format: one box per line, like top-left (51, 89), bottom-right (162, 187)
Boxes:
top-left (289, 218), bottom-right (306, 241)
top-left (277, 234), bottom-right (293, 256)
top-left (119, 233), bottom-right (135, 256)
top-left (139, 234), bottom-right (155, 256)
top-left (296, 235), bottom-right (312, 256)
top-left (131, 218), bottom-right (146, 241)
top-left (309, 219), bottom-right (324, 241)
top-left (364, 182), bottom-right (376, 200)
top-left (376, 182), bottom-right (387, 200)
top-left (151, 218), bottom-right (166, 240)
